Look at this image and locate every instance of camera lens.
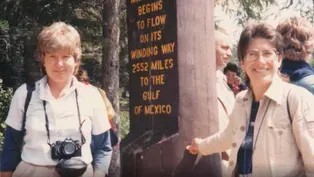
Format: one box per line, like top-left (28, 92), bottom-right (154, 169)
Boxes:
top-left (63, 142), bottom-right (76, 155)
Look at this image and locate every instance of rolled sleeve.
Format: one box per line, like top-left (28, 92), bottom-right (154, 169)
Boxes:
top-left (0, 126), bottom-right (23, 171)
top-left (91, 130), bottom-right (113, 174)
top-left (5, 84), bottom-right (26, 131)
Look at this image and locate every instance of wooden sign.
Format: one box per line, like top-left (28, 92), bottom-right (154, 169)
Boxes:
top-left (128, 0), bottom-right (178, 135)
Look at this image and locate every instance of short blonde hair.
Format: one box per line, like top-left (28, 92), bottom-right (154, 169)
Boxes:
top-left (276, 17), bottom-right (314, 61)
top-left (35, 22), bottom-right (82, 63)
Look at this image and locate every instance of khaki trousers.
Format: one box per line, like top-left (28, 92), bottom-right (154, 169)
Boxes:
top-left (12, 161), bottom-right (94, 177)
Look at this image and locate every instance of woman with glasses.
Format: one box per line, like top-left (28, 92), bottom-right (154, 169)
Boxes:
top-left (277, 17), bottom-right (314, 94)
top-left (186, 23), bottom-right (314, 177)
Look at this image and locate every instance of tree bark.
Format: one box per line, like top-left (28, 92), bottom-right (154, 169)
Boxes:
top-left (175, 1), bottom-right (221, 176)
top-left (102, 0), bottom-right (121, 176)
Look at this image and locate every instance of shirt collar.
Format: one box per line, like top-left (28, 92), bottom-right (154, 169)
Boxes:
top-left (241, 75), bottom-right (285, 105)
top-left (38, 75), bottom-right (79, 101)
top-left (264, 75), bottom-right (285, 105)
top-left (216, 70), bottom-right (227, 82)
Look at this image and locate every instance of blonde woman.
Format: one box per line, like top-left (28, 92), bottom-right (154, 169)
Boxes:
top-left (0, 22), bottom-right (112, 177)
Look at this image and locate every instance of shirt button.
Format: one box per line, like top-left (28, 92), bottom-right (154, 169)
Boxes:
top-left (232, 143), bottom-right (237, 148)
top-left (229, 161), bottom-right (234, 166)
top-left (278, 130), bottom-right (283, 135)
top-left (240, 125), bottom-right (245, 132)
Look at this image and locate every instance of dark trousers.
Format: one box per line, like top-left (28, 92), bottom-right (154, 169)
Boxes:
top-left (173, 150), bottom-right (222, 177)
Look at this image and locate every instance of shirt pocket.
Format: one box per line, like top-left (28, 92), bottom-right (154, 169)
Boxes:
top-left (25, 112), bottom-right (47, 133)
top-left (57, 109), bottom-right (93, 143)
top-left (58, 107), bottom-right (92, 127)
top-left (80, 109), bottom-right (93, 137)
top-left (267, 117), bottom-right (297, 158)
top-left (303, 107), bottom-right (314, 138)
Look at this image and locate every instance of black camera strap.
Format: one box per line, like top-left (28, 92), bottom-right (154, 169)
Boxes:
top-left (43, 89), bottom-right (86, 147)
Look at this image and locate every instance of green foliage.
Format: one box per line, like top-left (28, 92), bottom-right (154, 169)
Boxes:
top-left (216, 0), bottom-right (314, 26)
top-left (81, 57), bottom-right (102, 87)
top-left (0, 20), bottom-right (9, 29)
top-left (217, 0), bottom-right (277, 26)
top-left (120, 111), bottom-right (129, 139)
top-left (0, 78), bottom-right (13, 150)
top-left (120, 88), bottom-right (129, 139)
top-left (287, 0), bottom-right (314, 23)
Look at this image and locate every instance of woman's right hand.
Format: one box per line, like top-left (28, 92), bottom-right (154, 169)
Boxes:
top-left (186, 138), bottom-right (201, 155)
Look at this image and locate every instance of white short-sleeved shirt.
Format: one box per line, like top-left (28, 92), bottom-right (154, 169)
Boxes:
top-left (5, 76), bottom-right (111, 165)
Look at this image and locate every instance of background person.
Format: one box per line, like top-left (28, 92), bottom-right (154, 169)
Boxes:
top-left (223, 62), bottom-right (240, 89)
top-left (277, 17), bottom-right (314, 94)
top-left (223, 62), bottom-right (247, 95)
top-left (233, 76), bottom-right (246, 95)
top-left (215, 30), bottom-right (235, 132)
top-left (214, 29), bottom-right (235, 176)
top-left (76, 67), bottom-right (118, 147)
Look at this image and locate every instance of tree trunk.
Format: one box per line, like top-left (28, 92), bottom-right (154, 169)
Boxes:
top-left (102, 0), bottom-right (121, 176)
top-left (175, 1), bottom-right (221, 176)
top-left (23, 33), bottom-right (42, 85)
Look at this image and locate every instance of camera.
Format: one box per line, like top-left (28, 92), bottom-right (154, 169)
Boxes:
top-left (51, 138), bottom-right (82, 160)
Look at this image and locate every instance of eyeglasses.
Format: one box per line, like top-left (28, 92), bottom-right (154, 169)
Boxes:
top-left (244, 49), bottom-right (279, 62)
